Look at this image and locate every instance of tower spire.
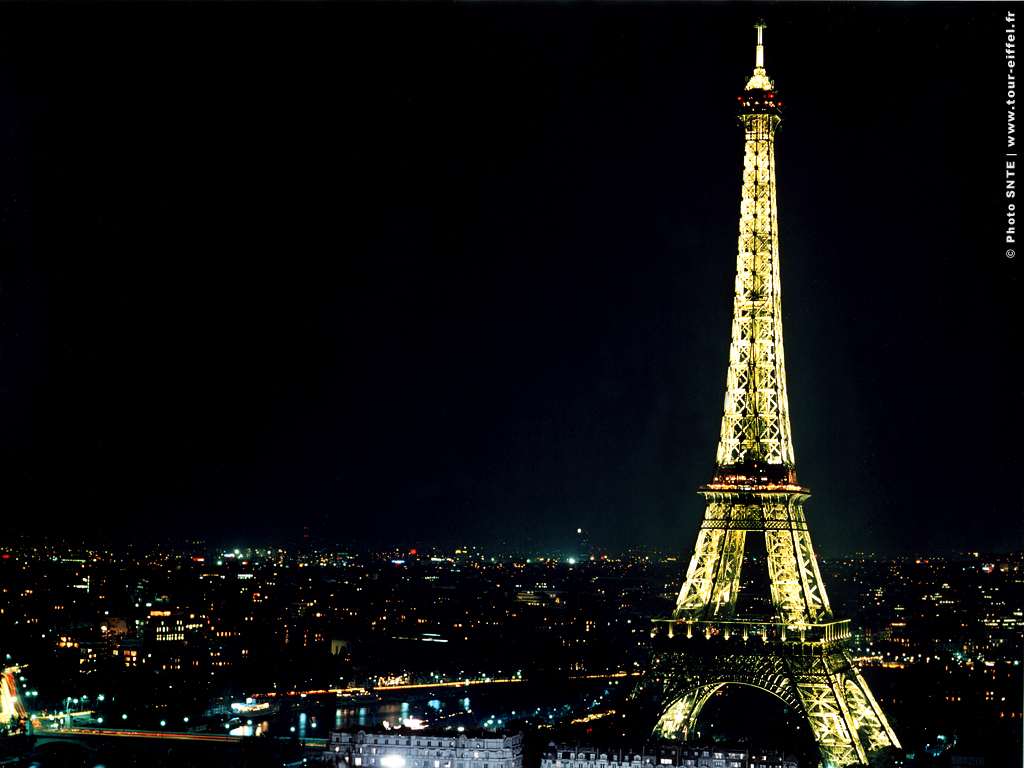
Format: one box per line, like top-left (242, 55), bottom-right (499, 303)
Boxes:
top-left (746, 19), bottom-right (773, 91)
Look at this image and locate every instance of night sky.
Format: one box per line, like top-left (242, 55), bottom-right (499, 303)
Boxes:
top-left (0, 3), bottom-right (1019, 557)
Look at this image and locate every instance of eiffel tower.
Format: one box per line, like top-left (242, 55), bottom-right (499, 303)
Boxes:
top-left (631, 23), bottom-right (901, 768)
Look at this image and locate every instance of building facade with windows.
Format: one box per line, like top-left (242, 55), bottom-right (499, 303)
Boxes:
top-left (540, 742), bottom-right (796, 768)
top-left (323, 728), bottom-right (523, 768)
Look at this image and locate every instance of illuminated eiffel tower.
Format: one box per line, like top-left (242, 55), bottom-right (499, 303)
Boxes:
top-left (631, 23), bottom-right (901, 768)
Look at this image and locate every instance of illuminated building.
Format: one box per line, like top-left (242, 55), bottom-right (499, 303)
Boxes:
top-left (144, 610), bottom-right (204, 643)
top-left (631, 22), bottom-right (900, 767)
top-left (55, 629), bottom-right (107, 674)
top-left (749, 754), bottom-right (798, 768)
top-left (323, 728), bottom-right (523, 768)
top-left (541, 742), bottom-right (752, 768)
top-left (110, 636), bottom-right (142, 668)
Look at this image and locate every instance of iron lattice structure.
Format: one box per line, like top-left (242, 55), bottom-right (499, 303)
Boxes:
top-left (631, 24), bottom-right (901, 768)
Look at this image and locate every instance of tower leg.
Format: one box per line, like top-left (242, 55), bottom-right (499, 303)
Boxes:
top-left (653, 685), bottom-right (720, 740)
top-left (790, 648), bottom-right (901, 768)
top-left (673, 524), bottom-right (747, 619)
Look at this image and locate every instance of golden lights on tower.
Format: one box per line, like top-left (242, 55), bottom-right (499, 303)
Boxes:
top-left (633, 23), bottom-right (903, 768)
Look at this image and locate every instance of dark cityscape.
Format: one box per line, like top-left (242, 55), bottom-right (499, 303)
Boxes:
top-left (0, 3), bottom-right (1020, 768)
top-left (0, 536), bottom-right (1020, 765)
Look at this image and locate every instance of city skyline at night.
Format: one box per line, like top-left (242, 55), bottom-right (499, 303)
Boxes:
top-left (0, 4), bottom-right (1019, 558)
top-left (1, 535), bottom-right (1020, 766)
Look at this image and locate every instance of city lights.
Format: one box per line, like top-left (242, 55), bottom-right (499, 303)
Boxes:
top-left (0, 12), bottom-right (1016, 768)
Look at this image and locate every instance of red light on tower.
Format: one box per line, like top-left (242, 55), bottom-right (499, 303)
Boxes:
top-left (410, 548), bottom-right (417, 556)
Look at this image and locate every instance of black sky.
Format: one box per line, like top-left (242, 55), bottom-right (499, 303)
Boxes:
top-left (0, 3), bottom-right (1019, 557)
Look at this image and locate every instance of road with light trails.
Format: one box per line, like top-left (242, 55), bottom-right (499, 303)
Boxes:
top-left (31, 723), bottom-right (326, 765)
top-left (35, 725), bottom-right (246, 743)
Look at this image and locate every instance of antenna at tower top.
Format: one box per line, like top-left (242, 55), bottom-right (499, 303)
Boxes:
top-left (745, 18), bottom-right (773, 91)
top-left (754, 19), bottom-right (766, 68)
